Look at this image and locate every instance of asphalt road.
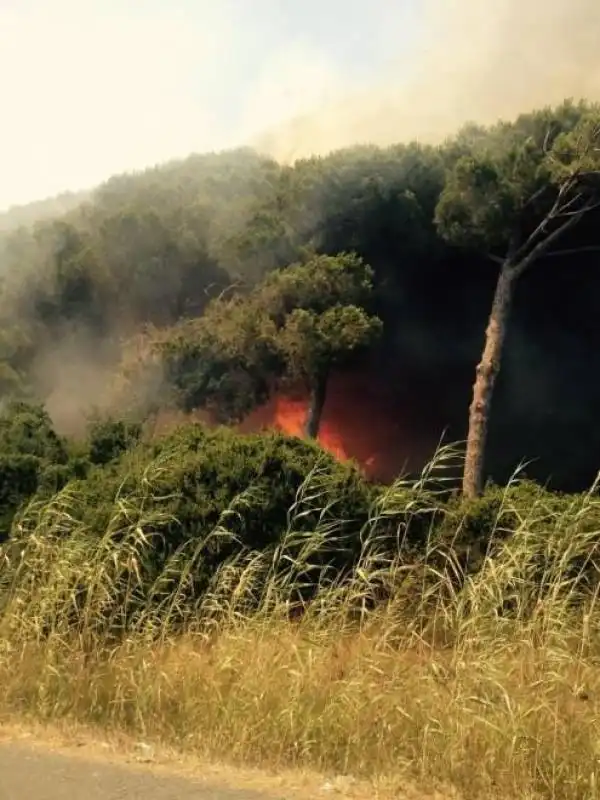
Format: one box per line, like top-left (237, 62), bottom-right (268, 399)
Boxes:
top-left (0, 741), bottom-right (277, 800)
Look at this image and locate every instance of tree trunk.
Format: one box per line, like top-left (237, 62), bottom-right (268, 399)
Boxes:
top-left (304, 370), bottom-right (328, 439)
top-left (463, 264), bottom-right (516, 499)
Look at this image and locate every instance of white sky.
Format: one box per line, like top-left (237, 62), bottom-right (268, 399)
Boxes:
top-left (0, 0), bottom-right (420, 210)
top-left (2, 0), bottom-right (598, 211)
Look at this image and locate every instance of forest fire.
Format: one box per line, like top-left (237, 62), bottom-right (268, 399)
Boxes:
top-left (240, 370), bottom-right (444, 482)
top-left (271, 395), bottom-right (350, 462)
top-left (149, 371), bottom-right (447, 483)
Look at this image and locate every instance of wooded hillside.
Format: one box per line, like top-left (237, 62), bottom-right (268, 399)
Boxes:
top-left (1, 99), bottom-right (599, 490)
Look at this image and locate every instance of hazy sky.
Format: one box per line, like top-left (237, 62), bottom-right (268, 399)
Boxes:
top-left (0, 0), bottom-right (421, 210)
top-left (2, 0), bottom-right (599, 211)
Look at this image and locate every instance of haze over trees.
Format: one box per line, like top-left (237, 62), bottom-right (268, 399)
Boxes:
top-left (1, 99), bottom-right (600, 492)
top-left (436, 106), bottom-right (600, 496)
top-left (161, 252), bottom-right (382, 438)
top-left (0, 190), bottom-right (90, 233)
top-left (3, 86), bottom-right (600, 800)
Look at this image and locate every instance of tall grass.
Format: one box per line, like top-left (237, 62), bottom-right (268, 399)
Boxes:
top-left (1, 445), bottom-right (600, 799)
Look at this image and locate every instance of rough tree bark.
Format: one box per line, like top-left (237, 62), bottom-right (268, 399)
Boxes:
top-left (304, 369), bottom-right (328, 439)
top-left (462, 264), bottom-right (515, 498)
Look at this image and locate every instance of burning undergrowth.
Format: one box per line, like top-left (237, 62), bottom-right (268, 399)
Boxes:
top-left (148, 369), bottom-right (446, 483)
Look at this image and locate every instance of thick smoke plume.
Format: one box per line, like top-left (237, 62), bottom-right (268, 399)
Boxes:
top-left (252, 0), bottom-right (600, 160)
top-left (5, 0), bottom-right (600, 487)
top-left (235, 0), bottom-right (600, 487)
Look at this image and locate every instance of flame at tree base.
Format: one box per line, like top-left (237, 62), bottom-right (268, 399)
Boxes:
top-left (270, 395), bottom-right (352, 463)
top-left (149, 369), bottom-right (448, 483)
top-left (239, 370), bottom-right (443, 482)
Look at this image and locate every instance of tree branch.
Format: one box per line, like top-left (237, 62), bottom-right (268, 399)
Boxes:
top-left (510, 197), bottom-right (595, 278)
top-left (510, 180), bottom-right (574, 264)
top-left (557, 194), bottom-right (600, 217)
top-left (510, 166), bottom-right (600, 268)
top-left (541, 244), bottom-right (600, 259)
top-left (521, 183), bottom-right (552, 213)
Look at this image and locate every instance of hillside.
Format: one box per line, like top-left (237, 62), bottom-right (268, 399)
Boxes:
top-left (1, 97), bottom-right (600, 800)
top-left (0, 190), bottom-right (90, 233)
top-left (0, 100), bottom-right (599, 489)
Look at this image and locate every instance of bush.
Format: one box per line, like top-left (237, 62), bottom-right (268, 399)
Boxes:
top-left (435, 485), bottom-right (518, 572)
top-left (49, 424), bottom-right (377, 615)
top-left (0, 401), bottom-right (69, 463)
top-left (0, 454), bottom-right (40, 541)
top-left (0, 402), bottom-right (79, 540)
top-left (88, 417), bottom-right (142, 465)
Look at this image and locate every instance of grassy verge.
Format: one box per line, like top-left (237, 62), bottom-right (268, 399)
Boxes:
top-left (1, 448), bottom-right (599, 799)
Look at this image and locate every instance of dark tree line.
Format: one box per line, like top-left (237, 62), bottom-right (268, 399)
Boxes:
top-left (1, 100), bottom-right (600, 492)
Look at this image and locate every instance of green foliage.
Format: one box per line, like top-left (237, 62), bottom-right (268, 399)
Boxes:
top-left (436, 100), bottom-right (600, 255)
top-left (87, 417), bottom-right (143, 465)
top-left (161, 295), bottom-right (280, 421)
top-left (258, 251), bottom-right (376, 317)
top-left (0, 100), bottom-right (597, 383)
top-left (435, 153), bottom-right (518, 249)
top-left (0, 402), bottom-right (92, 540)
top-left (0, 454), bottom-right (40, 539)
top-left (0, 138), bottom-right (448, 408)
top-left (277, 305), bottom-right (382, 383)
top-left (37, 458), bottom-right (90, 496)
top-left (1, 99), bottom-right (600, 639)
top-left (2, 402), bottom-right (600, 631)
top-left (0, 97), bottom-right (599, 497)
top-left (264, 252), bottom-right (382, 385)
top-left (436, 485), bottom-right (518, 575)
top-left (161, 252), bottom-right (382, 419)
top-left (0, 402), bottom-right (69, 464)
top-left (62, 423), bottom-right (376, 606)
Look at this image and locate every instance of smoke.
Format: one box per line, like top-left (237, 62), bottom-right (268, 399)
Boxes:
top-left (0, 0), bottom-right (237, 211)
top-left (29, 327), bottom-right (166, 437)
top-left (3, 0), bottom-right (600, 482)
top-left (239, 370), bottom-right (448, 481)
top-left (250, 0), bottom-right (600, 161)
top-left (3, 0), bottom-right (599, 206)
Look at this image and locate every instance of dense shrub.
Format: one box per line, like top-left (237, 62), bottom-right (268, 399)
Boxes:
top-left (0, 402), bottom-right (69, 464)
top-left (36, 456), bottom-right (90, 497)
top-left (0, 402), bottom-right (84, 540)
top-left (3, 404), bottom-right (600, 630)
top-left (48, 424), bottom-right (378, 612)
top-left (0, 454), bottom-right (40, 540)
top-left (88, 417), bottom-right (142, 465)
top-left (434, 485), bottom-right (518, 571)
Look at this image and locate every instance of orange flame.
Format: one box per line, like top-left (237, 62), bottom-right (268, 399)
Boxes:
top-left (238, 370), bottom-right (443, 481)
top-left (272, 395), bottom-right (349, 461)
top-left (151, 369), bottom-right (447, 483)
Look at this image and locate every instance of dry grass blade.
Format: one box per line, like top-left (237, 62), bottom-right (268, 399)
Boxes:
top-left (0, 445), bottom-right (600, 799)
